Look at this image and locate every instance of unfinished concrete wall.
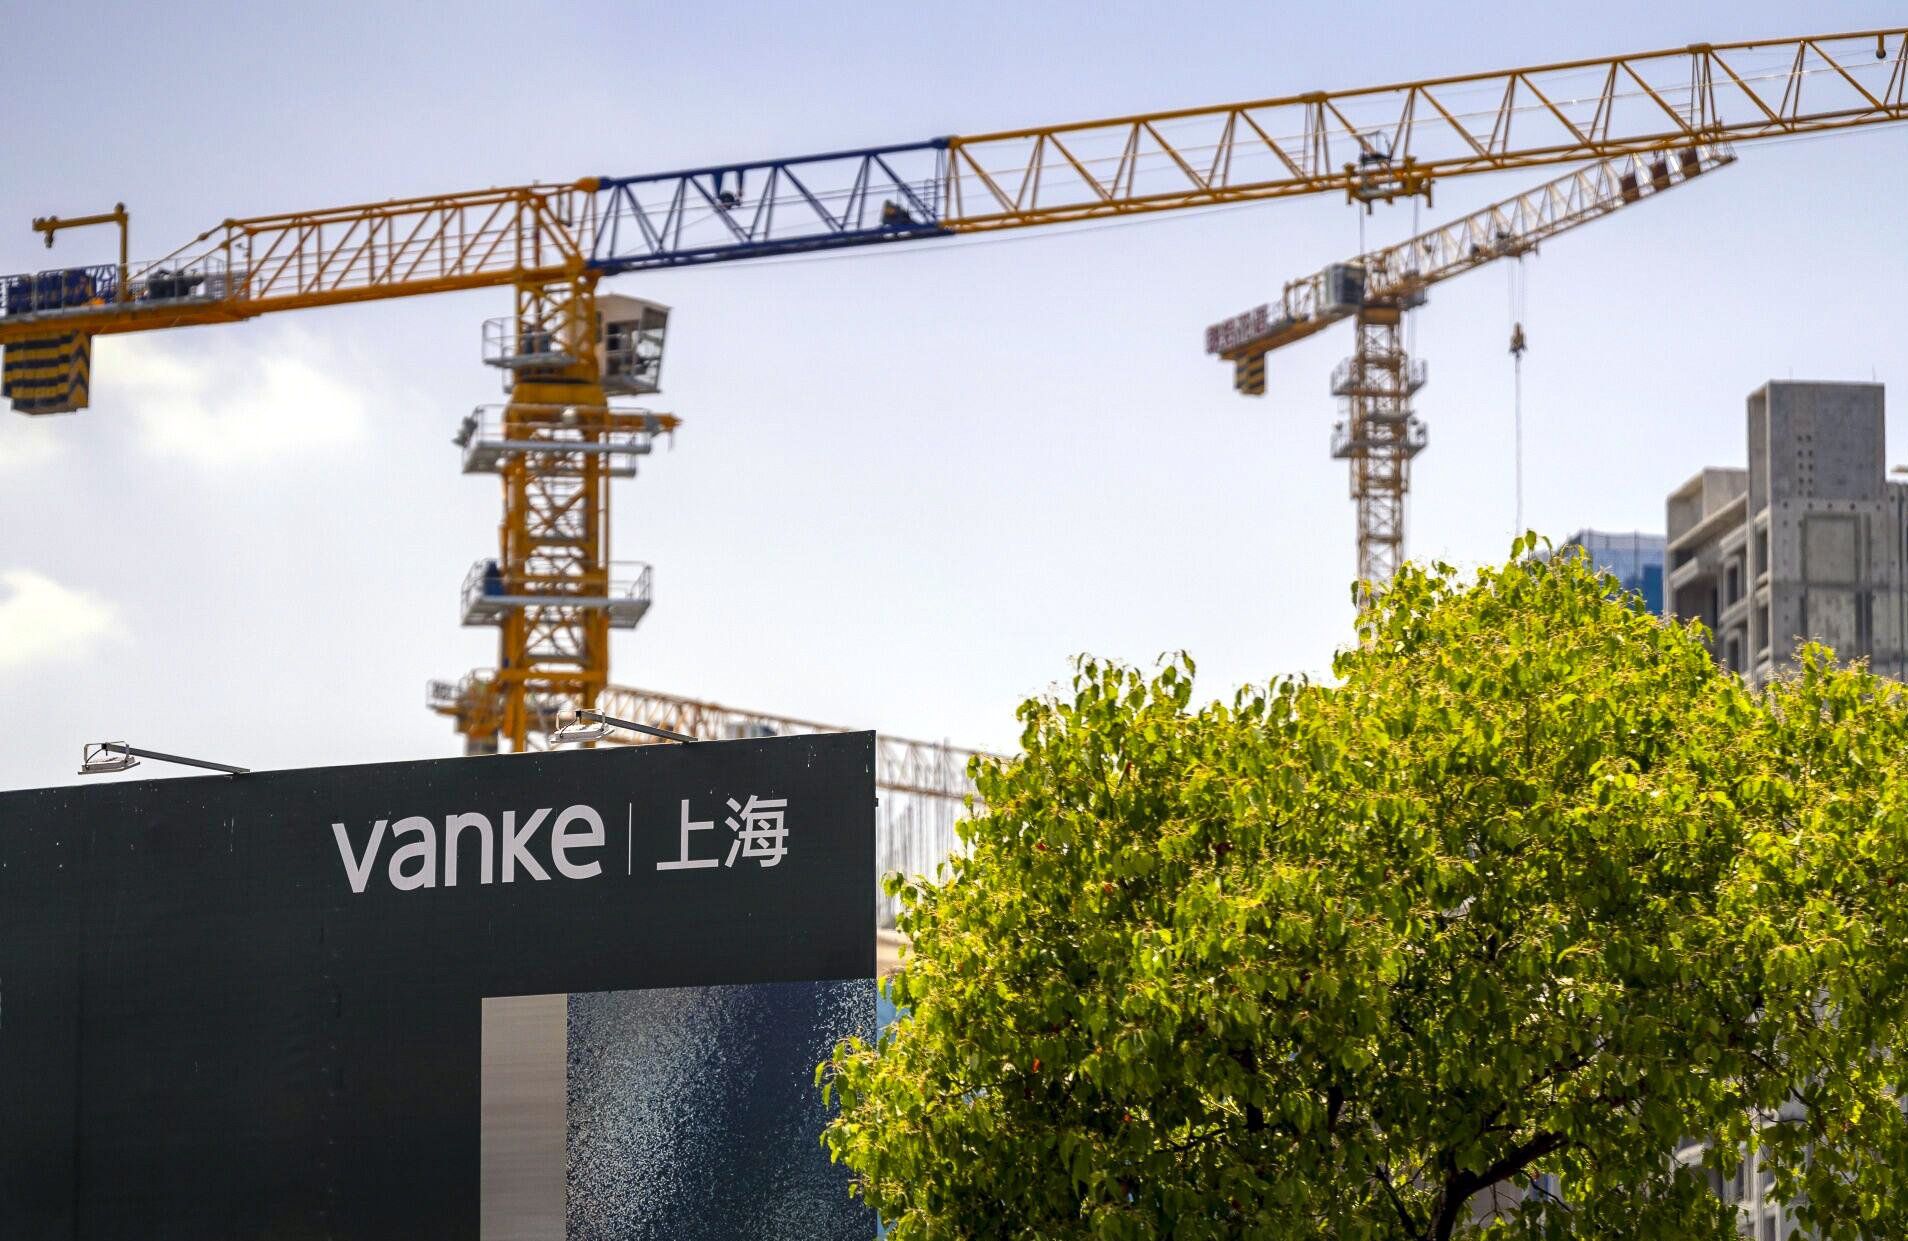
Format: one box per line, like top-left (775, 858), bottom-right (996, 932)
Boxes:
top-left (1665, 468), bottom-right (1749, 665)
top-left (1666, 382), bottom-right (1902, 687)
top-left (1751, 381), bottom-right (1894, 681)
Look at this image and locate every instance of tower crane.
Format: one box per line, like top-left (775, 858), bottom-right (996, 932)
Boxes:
top-left (0, 30), bottom-right (1902, 752)
top-left (1206, 144), bottom-right (1735, 585)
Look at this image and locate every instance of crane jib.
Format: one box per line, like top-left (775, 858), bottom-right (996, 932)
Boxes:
top-left (1, 26), bottom-right (1905, 414)
top-left (587, 138), bottom-right (954, 274)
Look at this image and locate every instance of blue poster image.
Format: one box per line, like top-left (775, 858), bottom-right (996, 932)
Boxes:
top-left (482, 979), bottom-right (878, 1239)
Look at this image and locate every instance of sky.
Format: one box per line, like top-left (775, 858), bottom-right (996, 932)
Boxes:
top-left (1, 0), bottom-right (1905, 790)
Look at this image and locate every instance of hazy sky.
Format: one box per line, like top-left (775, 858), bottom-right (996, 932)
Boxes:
top-left (2, 1), bottom-right (1905, 790)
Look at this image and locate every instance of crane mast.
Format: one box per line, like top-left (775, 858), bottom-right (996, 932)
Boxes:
top-left (1207, 144), bottom-right (1735, 585)
top-left (465, 276), bottom-right (620, 753)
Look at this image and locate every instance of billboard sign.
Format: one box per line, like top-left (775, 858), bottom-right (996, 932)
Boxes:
top-left (0, 732), bottom-right (877, 1240)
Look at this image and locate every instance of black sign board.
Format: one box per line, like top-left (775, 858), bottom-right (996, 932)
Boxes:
top-left (0, 733), bottom-right (877, 1240)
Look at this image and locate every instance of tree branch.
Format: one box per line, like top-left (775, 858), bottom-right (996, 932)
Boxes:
top-left (1431, 1130), bottom-right (1570, 1241)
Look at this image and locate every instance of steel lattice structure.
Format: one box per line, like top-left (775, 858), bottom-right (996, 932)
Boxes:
top-left (1207, 144), bottom-right (1735, 586)
top-left (4, 29), bottom-right (1901, 360)
top-left (2, 27), bottom-right (1902, 749)
top-left (589, 686), bottom-right (990, 927)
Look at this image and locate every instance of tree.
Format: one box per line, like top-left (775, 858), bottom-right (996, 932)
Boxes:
top-left (822, 543), bottom-right (1908, 1239)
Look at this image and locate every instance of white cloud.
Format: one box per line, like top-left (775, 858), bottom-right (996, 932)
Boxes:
top-left (93, 330), bottom-right (370, 468)
top-left (0, 569), bottom-right (118, 672)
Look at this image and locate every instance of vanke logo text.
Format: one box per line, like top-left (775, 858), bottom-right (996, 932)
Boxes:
top-left (330, 806), bottom-right (606, 893)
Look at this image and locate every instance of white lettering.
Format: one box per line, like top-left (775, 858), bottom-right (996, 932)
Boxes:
top-left (331, 803), bottom-right (624, 890)
top-left (444, 812), bottom-right (494, 886)
top-left (657, 799), bottom-right (719, 871)
top-left (550, 805), bottom-right (605, 880)
top-left (503, 809), bottom-right (551, 882)
top-left (388, 815), bottom-right (438, 891)
top-left (331, 820), bottom-right (387, 894)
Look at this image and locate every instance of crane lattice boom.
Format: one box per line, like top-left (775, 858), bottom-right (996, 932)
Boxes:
top-left (2, 28), bottom-right (1902, 362)
top-left (2, 27), bottom-right (1901, 752)
top-left (1206, 144), bottom-right (1737, 382)
top-left (1203, 142), bottom-right (1737, 588)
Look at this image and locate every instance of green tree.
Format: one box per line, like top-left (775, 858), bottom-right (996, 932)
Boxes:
top-left (822, 543), bottom-right (1908, 1239)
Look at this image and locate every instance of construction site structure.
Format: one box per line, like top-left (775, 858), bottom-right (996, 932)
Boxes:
top-left (583, 685), bottom-right (988, 928)
top-left (1329, 304), bottom-right (1430, 586)
top-left (1207, 144), bottom-right (1735, 584)
top-left (1, 29), bottom-right (1903, 754)
top-left (426, 288), bottom-right (677, 753)
top-left (7, 30), bottom-right (1903, 401)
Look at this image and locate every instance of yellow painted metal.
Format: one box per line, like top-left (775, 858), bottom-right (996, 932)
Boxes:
top-left (941, 29), bottom-right (1905, 231)
top-left (0, 184), bottom-right (593, 345)
top-left (5, 31), bottom-right (1902, 359)
top-left (1234, 352), bottom-right (1266, 396)
top-left (1215, 146), bottom-right (1735, 375)
top-left (1215, 143), bottom-right (1735, 585)
top-left (32, 202), bottom-right (128, 302)
top-left (1, 331), bottom-right (90, 413)
top-left (443, 276), bottom-right (618, 753)
top-left (0, 28), bottom-right (1897, 737)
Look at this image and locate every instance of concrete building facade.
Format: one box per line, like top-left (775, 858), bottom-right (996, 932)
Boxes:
top-left (1666, 381), bottom-right (1901, 687)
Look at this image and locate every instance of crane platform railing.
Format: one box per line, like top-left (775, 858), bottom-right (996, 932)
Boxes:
top-left (451, 404), bottom-right (677, 476)
top-left (1331, 355), bottom-right (1428, 399)
top-left (0, 258), bottom-right (246, 319)
top-left (460, 559), bottom-right (653, 627)
top-left (1332, 418), bottom-right (1428, 460)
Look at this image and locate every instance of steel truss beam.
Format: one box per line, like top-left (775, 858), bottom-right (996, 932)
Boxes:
top-left (1330, 315), bottom-right (1426, 588)
top-left (1210, 143), bottom-right (1735, 369)
top-left (940, 31), bottom-right (1902, 230)
top-left (5, 29), bottom-right (1901, 348)
top-left (591, 685), bottom-right (988, 800)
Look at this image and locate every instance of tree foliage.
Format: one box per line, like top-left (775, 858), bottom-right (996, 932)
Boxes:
top-left (822, 543), bottom-right (1908, 1239)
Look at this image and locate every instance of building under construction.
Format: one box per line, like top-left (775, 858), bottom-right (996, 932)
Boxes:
top-left (1667, 380), bottom-right (1903, 687)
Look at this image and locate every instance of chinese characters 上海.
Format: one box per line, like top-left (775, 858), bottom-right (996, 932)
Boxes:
top-left (657, 795), bottom-right (788, 871)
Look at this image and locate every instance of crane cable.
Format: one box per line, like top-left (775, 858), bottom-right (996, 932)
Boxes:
top-left (1508, 256), bottom-right (1529, 537)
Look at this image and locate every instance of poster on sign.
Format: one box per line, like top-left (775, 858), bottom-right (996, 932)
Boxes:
top-left (0, 732), bottom-right (877, 1240)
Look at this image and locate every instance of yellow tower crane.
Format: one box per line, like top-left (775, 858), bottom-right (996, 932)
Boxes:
top-left (1, 30), bottom-right (1902, 749)
top-left (434, 283), bottom-right (678, 752)
top-left (1206, 145), bottom-right (1736, 585)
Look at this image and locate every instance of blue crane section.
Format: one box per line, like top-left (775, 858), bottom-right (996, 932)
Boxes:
top-left (588, 140), bottom-right (951, 272)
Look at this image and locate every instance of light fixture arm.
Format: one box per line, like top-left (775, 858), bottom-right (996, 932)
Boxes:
top-left (575, 709), bottom-right (696, 744)
top-left (80, 741), bottom-right (249, 776)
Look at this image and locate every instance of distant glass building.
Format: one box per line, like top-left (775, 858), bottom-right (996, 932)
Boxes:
top-left (1557, 529), bottom-right (1665, 615)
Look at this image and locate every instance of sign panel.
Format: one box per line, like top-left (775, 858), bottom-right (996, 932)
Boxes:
top-left (1204, 303), bottom-right (1271, 355)
top-left (0, 733), bottom-right (877, 1240)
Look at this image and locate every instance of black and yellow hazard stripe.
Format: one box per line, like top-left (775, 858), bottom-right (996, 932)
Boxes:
top-left (2, 331), bottom-right (91, 414)
top-left (1234, 349), bottom-right (1266, 396)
